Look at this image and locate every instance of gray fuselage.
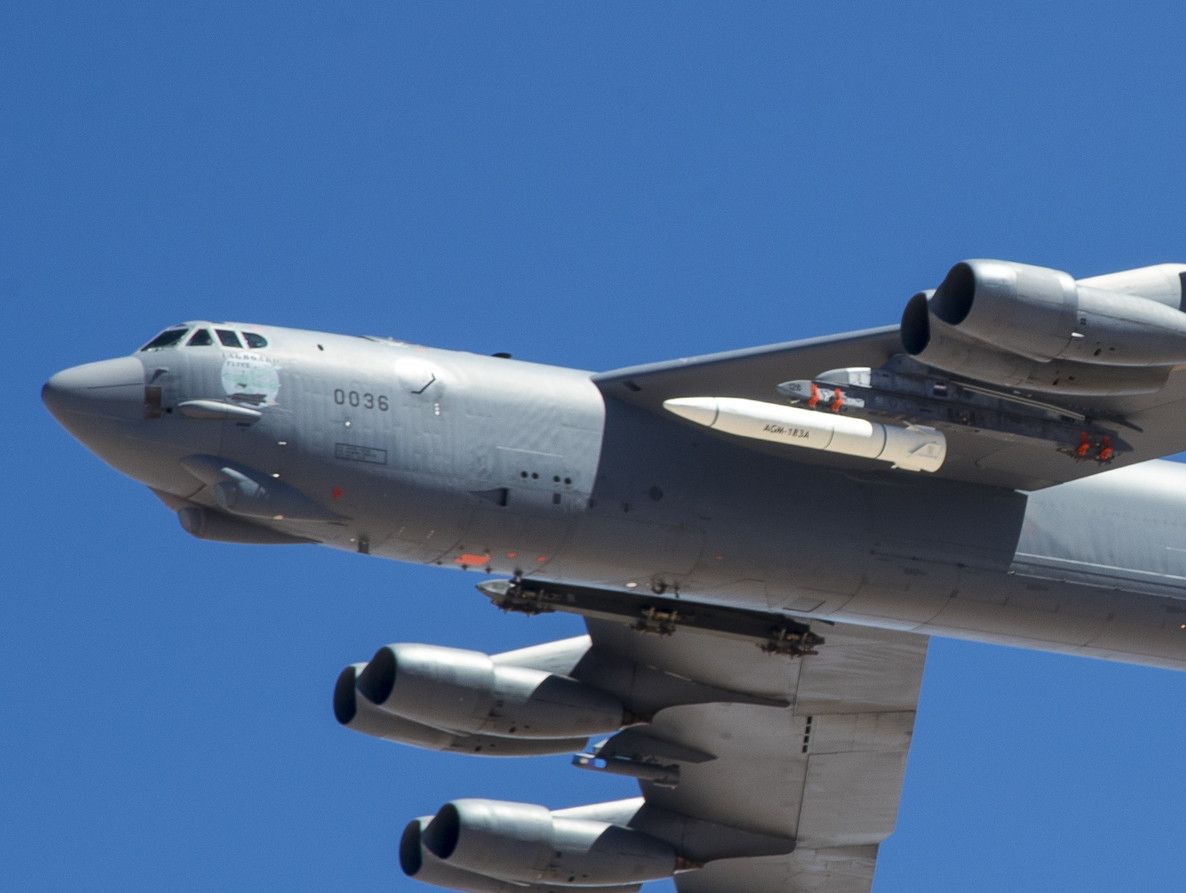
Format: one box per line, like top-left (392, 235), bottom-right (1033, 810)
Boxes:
top-left (44, 321), bottom-right (1186, 671)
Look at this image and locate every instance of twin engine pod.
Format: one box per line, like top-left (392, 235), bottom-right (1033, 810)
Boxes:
top-left (333, 664), bottom-right (590, 758)
top-left (335, 640), bottom-right (627, 756)
top-left (400, 800), bottom-right (683, 890)
top-left (901, 259), bottom-right (1186, 395)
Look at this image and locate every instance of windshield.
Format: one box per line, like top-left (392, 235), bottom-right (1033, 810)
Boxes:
top-left (139, 325), bottom-right (269, 351)
top-left (187, 328), bottom-right (214, 346)
top-left (140, 327), bottom-right (189, 351)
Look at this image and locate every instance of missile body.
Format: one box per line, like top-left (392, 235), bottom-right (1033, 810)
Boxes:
top-left (663, 396), bottom-right (946, 473)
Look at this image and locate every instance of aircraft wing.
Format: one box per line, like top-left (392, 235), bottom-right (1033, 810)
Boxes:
top-left (594, 324), bottom-right (1186, 490)
top-left (581, 616), bottom-right (928, 893)
top-left (595, 326), bottom-right (905, 410)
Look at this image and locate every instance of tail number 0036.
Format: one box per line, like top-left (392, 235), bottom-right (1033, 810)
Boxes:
top-left (333, 389), bottom-right (389, 411)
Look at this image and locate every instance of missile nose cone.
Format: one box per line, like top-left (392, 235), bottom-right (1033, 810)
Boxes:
top-left (776, 380), bottom-right (812, 399)
top-left (663, 397), bottom-right (720, 428)
top-left (42, 356), bottom-right (145, 422)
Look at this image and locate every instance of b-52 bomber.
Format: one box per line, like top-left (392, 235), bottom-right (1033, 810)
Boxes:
top-left (43, 259), bottom-right (1186, 891)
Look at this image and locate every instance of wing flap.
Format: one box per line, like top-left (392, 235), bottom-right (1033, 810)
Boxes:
top-left (674, 847), bottom-right (879, 893)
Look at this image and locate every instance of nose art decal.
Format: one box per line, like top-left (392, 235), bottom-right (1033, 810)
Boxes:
top-left (221, 351), bottom-right (280, 406)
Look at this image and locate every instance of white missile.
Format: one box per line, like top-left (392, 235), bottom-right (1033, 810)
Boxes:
top-left (663, 396), bottom-right (947, 473)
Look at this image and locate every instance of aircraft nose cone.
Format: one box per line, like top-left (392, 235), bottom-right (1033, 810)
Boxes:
top-left (42, 356), bottom-right (146, 422)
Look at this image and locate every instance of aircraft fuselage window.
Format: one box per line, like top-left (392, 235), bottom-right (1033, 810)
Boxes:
top-left (187, 329), bottom-right (214, 346)
top-left (140, 328), bottom-right (189, 351)
top-left (243, 332), bottom-right (268, 349)
top-left (216, 329), bottom-right (243, 348)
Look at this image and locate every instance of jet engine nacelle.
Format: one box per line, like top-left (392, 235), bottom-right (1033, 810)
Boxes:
top-left (415, 799), bottom-right (679, 887)
top-left (400, 817), bottom-right (643, 893)
top-left (356, 644), bottom-right (626, 739)
top-left (900, 290), bottom-right (1172, 395)
top-left (333, 665), bottom-right (588, 757)
top-left (928, 259), bottom-right (1186, 367)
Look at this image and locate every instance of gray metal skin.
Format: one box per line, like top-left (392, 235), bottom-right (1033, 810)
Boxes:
top-left (42, 321), bottom-right (1186, 671)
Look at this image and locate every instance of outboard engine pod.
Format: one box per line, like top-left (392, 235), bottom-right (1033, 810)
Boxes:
top-left (929, 259), bottom-right (1186, 368)
top-left (900, 287), bottom-right (1172, 395)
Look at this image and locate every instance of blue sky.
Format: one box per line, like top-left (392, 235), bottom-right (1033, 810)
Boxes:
top-left (5, 2), bottom-right (1186, 890)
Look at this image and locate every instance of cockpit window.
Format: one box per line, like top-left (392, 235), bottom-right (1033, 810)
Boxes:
top-left (216, 328), bottom-right (243, 348)
top-left (140, 327), bottom-right (189, 351)
top-left (187, 328), bottom-right (214, 346)
top-left (242, 332), bottom-right (268, 349)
